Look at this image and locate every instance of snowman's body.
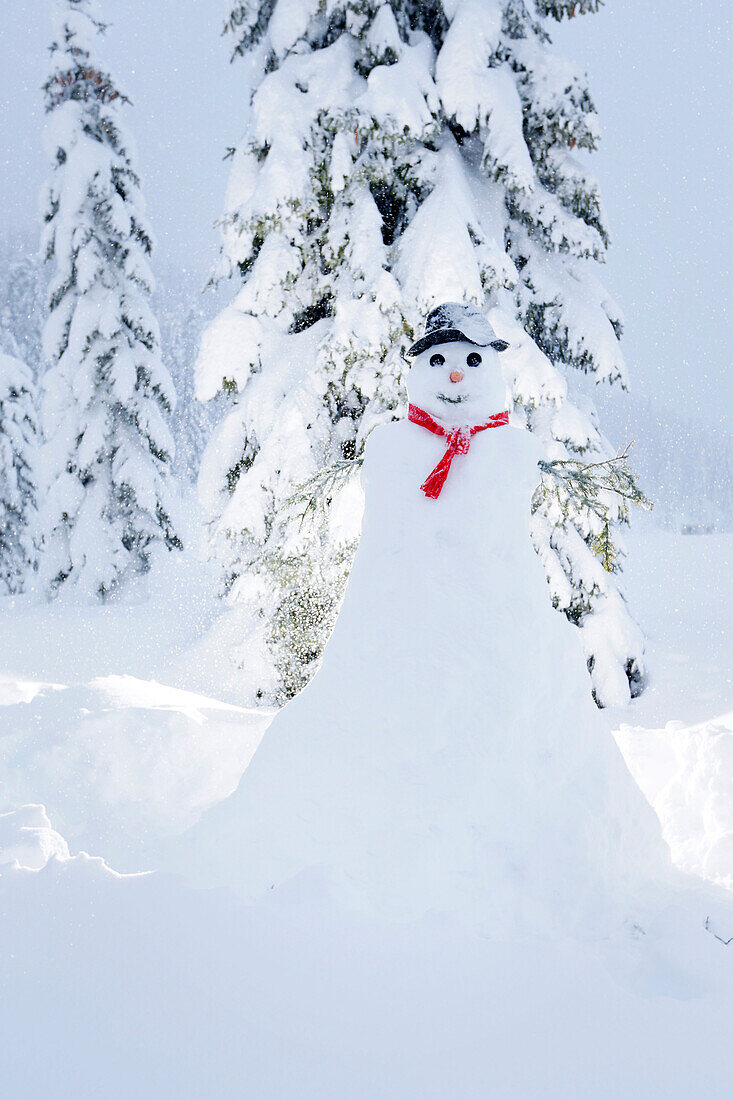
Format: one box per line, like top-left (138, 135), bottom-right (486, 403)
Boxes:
top-left (184, 333), bottom-right (669, 933)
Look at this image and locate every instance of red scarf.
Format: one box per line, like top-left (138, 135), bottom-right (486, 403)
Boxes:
top-left (408, 403), bottom-right (509, 499)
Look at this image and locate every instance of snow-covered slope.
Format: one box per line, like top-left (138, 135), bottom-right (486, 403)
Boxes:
top-left (1, 507), bottom-right (732, 1096)
top-left (3, 812), bottom-right (733, 1099)
top-left (0, 390), bottom-right (731, 1097)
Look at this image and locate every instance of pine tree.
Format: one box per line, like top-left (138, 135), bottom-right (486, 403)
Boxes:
top-left (0, 333), bottom-right (38, 595)
top-left (156, 297), bottom-right (223, 484)
top-left (38, 0), bottom-right (180, 600)
top-left (197, 0), bottom-right (646, 706)
top-left (0, 243), bottom-right (45, 378)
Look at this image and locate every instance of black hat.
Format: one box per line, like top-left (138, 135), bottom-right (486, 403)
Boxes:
top-left (407, 302), bottom-right (510, 357)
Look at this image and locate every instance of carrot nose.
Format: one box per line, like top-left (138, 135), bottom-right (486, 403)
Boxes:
top-left (449, 370), bottom-right (463, 383)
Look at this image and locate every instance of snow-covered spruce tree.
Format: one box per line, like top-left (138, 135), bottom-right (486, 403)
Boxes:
top-left (197, 0), bottom-right (645, 706)
top-left (0, 330), bottom-right (38, 595)
top-left (156, 298), bottom-right (223, 484)
top-left (0, 243), bottom-right (45, 378)
top-left (38, 0), bottom-right (180, 599)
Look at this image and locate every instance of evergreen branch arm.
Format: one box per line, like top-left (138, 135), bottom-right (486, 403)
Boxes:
top-left (535, 443), bottom-right (652, 517)
top-left (534, 444), bottom-right (651, 575)
top-left (284, 458), bottom-right (364, 529)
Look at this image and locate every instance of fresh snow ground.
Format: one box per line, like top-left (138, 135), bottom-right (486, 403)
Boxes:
top-left (0, 495), bottom-right (731, 1096)
top-left (0, 495), bottom-right (273, 867)
top-left (2, 845), bottom-right (733, 1099)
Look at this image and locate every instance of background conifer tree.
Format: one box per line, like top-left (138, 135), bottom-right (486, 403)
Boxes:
top-left (0, 248), bottom-right (45, 379)
top-left (38, 0), bottom-right (180, 600)
top-left (0, 332), bottom-right (37, 595)
top-left (197, 0), bottom-right (646, 706)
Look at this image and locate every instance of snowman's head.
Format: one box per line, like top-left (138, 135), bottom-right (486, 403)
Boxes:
top-left (406, 303), bottom-right (510, 425)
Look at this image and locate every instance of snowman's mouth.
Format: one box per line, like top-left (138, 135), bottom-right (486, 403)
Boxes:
top-left (437, 393), bottom-right (469, 404)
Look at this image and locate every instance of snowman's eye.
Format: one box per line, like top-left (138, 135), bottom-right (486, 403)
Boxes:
top-left (466, 352), bottom-right (482, 367)
top-left (429, 353), bottom-right (445, 367)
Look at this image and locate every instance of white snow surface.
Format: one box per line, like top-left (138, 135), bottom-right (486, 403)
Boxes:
top-left (1, 442), bottom-right (732, 1095)
top-left (0, 672), bottom-right (266, 867)
top-left (3, 827), bottom-right (733, 1099)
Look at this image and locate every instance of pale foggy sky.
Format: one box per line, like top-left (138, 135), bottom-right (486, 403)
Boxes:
top-left (1, 0), bottom-right (730, 423)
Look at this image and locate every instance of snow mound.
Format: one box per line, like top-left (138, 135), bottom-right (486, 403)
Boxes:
top-left (616, 711), bottom-right (733, 890)
top-left (0, 804), bottom-right (70, 871)
top-left (0, 803), bottom-right (121, 880)
top-left (0, 674), bottom-right (65, 706)
top-left (0, 674), bottom-right (271, 866)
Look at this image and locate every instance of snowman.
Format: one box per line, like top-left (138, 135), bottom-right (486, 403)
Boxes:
top-left (177, 302), bottom-right (673, 935)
